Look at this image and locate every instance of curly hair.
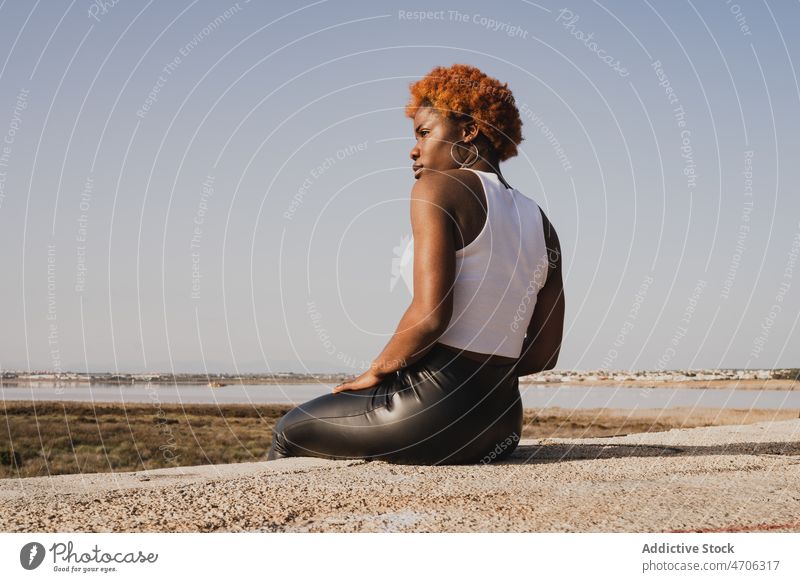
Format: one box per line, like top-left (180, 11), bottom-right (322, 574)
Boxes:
top-left (405, 63), bottom-right (524, 161)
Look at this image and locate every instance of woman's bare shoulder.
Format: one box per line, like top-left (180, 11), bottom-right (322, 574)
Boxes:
top-left (538, 207), bottom-right (562, 272)
top-left (537, 206), bottom-right (557, 238)
top-left (411, 168), bottom-right (479, 206)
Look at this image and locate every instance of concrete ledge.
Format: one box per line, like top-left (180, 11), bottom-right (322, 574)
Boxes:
top-left (1, 420), bottom-right (799, 532)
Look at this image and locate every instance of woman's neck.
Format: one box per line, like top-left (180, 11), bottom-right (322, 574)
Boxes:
top-left (471, 158), bottom-right (510, 189)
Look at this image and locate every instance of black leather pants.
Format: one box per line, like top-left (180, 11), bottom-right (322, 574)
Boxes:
top-left (266, 343), bottom-right (522, 465)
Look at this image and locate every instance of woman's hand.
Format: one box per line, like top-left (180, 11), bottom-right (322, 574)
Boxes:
top-left (332, 369), bottom-right (387, 393)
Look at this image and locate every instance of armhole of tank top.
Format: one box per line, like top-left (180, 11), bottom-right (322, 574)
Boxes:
top-left (455, 168), bottom-right (490, 256)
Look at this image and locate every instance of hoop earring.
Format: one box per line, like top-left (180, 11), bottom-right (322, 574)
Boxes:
top-left (450, 140), bottom-right (480, 168)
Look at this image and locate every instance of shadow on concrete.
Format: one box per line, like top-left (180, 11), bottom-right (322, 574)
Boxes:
top-left (500, 440), bottom-right (800, 464)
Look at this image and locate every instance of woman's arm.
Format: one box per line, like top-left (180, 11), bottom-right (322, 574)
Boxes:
top-left (365, 173), bottom-right (457, 377)
top-left (513, 209), bottom-right (565, 377)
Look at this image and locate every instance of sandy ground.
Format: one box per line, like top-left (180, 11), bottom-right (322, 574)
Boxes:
top-left (1, 418), bottom-right (799, 532)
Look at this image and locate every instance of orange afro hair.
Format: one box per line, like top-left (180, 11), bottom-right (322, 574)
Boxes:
top-left (405, 63), bottom-right (524, 161)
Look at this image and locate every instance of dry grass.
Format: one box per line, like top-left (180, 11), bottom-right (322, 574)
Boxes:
top-left (0, 401), bottom-right (285, 478)
top-left (1, 401), bottom-right (797, 478)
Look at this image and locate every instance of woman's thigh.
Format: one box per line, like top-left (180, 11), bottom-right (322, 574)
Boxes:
top-left (268, 355), bottom-right (522, 464)
top-left (268, 375), bottom-right (405, 461)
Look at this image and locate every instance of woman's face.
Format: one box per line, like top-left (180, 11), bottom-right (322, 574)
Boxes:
top-left (409, 106), bottom-right (467, 179)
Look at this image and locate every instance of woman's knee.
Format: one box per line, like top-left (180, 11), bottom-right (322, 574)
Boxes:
top-left (268, 406), bottom-right (305, 459)
top-left (269, 398), bottom-right (368, 459)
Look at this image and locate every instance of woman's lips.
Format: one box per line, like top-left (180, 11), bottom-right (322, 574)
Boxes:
top-left (413, 166), bottom-right (423, 176)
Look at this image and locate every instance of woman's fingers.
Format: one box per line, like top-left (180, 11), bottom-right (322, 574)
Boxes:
top-left (332, 382), bottom-right (369, 393)
top-left (332, 371), bottom-right (385, 393)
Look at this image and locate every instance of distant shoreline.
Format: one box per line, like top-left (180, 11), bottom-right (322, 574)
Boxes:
top-left (5, 367), bottom-right (797, 388)
top-left (522, 378), bottom-right (799, 391)
top-left (2, 378), bottom-right (798, 391)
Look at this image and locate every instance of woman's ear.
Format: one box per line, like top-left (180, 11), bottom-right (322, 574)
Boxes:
top-left (461, 119), bottom-right (480, 143)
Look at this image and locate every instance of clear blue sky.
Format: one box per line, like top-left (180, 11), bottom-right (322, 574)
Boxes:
top-left (0, 0), bottom-right (798, 373)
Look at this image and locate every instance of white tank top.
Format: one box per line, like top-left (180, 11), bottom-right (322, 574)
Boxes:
top-left (402, 168), bottom-right (550, 358)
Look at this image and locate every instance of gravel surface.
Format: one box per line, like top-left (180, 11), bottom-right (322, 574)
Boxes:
top-left (2, 419), bottom-right (799, 532)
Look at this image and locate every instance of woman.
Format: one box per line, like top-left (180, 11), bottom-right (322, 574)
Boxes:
top-left (267, 64), bottom-right (565, 465)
